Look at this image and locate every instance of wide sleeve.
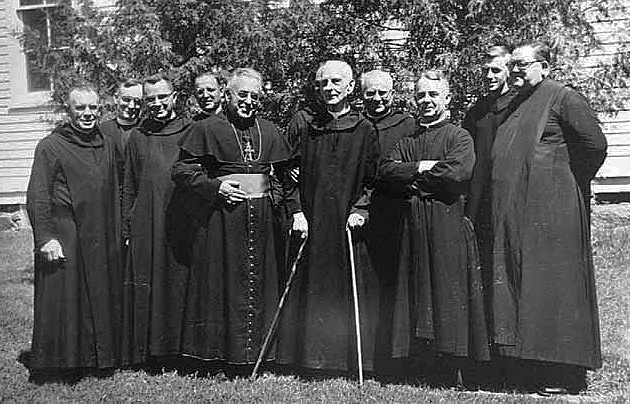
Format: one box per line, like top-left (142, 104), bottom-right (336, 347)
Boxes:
top-left (26, 139), bottom-right (57, 249)
top-left (378, 138), bottom-right (419, 184)
top-left (561, 89), bottom-right (608, 182)
top-left (121, 134), bottom-right (140, 239)
top-left (283, 112), bottom-right (307, 213)
top-left (171, 149), bottom-right (222, 204)
top-left (350, 125), bottom-right (379, 217)
top-left (414, 127), bottom-right (475, 195)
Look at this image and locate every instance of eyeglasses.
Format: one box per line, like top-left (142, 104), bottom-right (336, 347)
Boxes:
top-left (508, 60), bottom-right (543, 70)
top-left (234, 91), bottom-right (260, 102)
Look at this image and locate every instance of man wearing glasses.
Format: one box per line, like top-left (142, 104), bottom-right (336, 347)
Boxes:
top-left (490, 41), bottom-right (607, 395)
top-left (27, 84), bottom-right (122, 379)
top-left (359, 69), bottom-right (414, 378)
top-left (171, 68), bottom-right (299, 375)
top-left (120, 73), bottom-right (195, 368)
top-left (192, 72), bottom-right (224, 120)
top-left (100, 78), bottom-right (143, 192)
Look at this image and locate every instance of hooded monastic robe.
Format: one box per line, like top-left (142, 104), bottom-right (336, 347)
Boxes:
top-left (491, 79), bottom-right (606, 370)
top-left (276, 107), bottom-right (380, 372)
top-left (27, 123), bottom-right (122, 369)
top-left (378, 121), bottom-right (489, 362)
top-left (171, 112), bottom-right (297, 364)
top-left (120, 116), bottom-right (193, 366)
top-left (462, 89), bottom-right (518, 330)
top-left (99, 118), bottom-right (138, 188)
top-left (364, 110), bottom-right (415, 371)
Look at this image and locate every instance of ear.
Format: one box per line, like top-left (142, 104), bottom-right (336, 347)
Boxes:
top-left (347, 79), bottom-right (355, 94)
top-left (444, 92), bottom-right (452, 106)
top-left (171, 91), bottom-right (178, 104)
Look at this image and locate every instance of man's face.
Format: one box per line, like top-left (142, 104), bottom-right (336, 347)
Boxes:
top-left (226, 76), bottom-right (261, 119)
top-left (362, 76), bottom-right (394, 116)
top-left (144, 80), bottom-right (176, 120)
top-left (195, 75), bottom-right (222, 114)
top-left (509, 46), bottom-right (547, 90)
top-left (115, 84), bottom-right (143, 122)
top-left (68, 90), bottom-right (100, 132)
top-left (483, 56), bottom-right (510, 93)
top-left (415, 77), bottom-right (450, 122)
top-left (315, 63), bottom-right (354, 107)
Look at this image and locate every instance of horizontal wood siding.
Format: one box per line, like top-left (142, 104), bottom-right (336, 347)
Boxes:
top-left (0, 115), bottom-right (55, 204)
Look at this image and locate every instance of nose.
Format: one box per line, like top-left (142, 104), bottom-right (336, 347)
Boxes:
top-left (373, 93), bottom-right (382, 101)
top-left (323, 80), bottom-right (334, 91)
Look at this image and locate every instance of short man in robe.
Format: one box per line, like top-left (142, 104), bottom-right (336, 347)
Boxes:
top-left (192, 72), bottom-right (223, 120)
top-left (120, 73), bottom-right (194, 366)
top-left (171, 68), bottom-right (300, 374)
top-left (99, 78), bottom-right (143, 187)
top-left (276, 60), bottom-right (380, 375)
top-left (490, 41), bottom-right (606, 394)
top-left (359, 70), bottom-right (415, 377)
top-left (379, 70), bottom-right (489, 387)
top-left (27, 84), bottom-right (122, 379)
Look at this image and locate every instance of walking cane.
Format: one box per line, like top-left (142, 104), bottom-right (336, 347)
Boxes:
top-left (346, 226), bottom-right (364, 386)
top-left (251, 232), bottom-right (308, 378)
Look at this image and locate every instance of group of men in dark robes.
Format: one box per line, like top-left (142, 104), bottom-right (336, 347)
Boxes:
top-left (26, 39), bottom-right (606, 396)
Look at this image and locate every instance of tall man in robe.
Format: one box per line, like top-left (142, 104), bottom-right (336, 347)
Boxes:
top-left (27, 84), bottom-right (122, 378)
top-left (276, 60), bottom-right (380, 375)
top-left (192, 72), bottom-right (224, 120)
top-left (461, 46), bottom-right (516, 387)
top-left (490, 41), bottom-right (606, 394)
top-left (379, 70), bottom-right (489, 387)
top-left (120, 73), bottom-right (194, 366)
top-left (99, 78), bottom-right (143, 187)
top-left (359, 70), bottom-right (415, 377)
top-left (171, 68), bottom-right (300, 374)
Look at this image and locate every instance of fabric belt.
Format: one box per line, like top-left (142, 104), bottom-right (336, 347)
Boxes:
top-left (216, 173), bottom-right (271, 199)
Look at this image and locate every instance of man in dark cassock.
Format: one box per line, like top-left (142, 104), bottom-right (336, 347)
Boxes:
top-left (99, 78), bottom-right (143, 187)
top-left (378, 70), bottom-right (489, 387)
top-left (120, 73), bottom-right (194, 366)
top-left (171, 68), bottom-right (301, 373)
top-left (27, 84), bottom-right (122, 378)
top-left (359, 70), bottom-right (415, 377)
top-left (276, 60), bottom-right (380, 375)
top-left (461, 46), bottom-right (517, 388)
top-left (490, 41), bottom-right (606, 395)
top-left (192, 72), bottom-right (224, 121)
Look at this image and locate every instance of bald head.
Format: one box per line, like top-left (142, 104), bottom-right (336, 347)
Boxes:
top-left (361, 70), bottom-right (394, 117)
top-left (315, 60), bottom-right (355, 111)
top-left (360, 70), bottom-right (393, 91)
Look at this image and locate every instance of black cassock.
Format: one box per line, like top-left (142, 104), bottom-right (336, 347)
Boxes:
top-left (120, 117), bottom-right (193, 365)
top-left (379, 121), bottom-right (489, 362)
top-left (27, 124), bottom-right (122, 369)
top-left (491, 79), bottom-right (605, 371)
top-left (99, 118), bottom-right (137, 188)
top-left (276, 107), bottom-right (379, 372)
top-left (171, 112), bottom-right (297, 364)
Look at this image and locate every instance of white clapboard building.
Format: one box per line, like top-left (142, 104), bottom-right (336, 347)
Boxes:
top-left (0, 1), bottom-right (628, 205)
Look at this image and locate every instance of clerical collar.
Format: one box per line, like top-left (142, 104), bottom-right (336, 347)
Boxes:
top-left (418, 113), bottom-right (447, 128)
top-left (328, 105), bottom-right (351, 120)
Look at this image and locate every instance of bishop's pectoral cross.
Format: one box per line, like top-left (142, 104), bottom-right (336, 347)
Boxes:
top-left (242, 136), bottom-right (255, 162)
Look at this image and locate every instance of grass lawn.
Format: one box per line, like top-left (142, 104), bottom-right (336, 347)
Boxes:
top-left (1, 204), bottom-right (628, 403)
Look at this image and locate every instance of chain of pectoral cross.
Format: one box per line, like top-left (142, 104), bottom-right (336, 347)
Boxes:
top-left (230, 120), bottom-right (262, 163)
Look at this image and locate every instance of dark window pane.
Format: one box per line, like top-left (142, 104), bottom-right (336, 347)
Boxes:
top-left (19, 0), bottom-right (44, 6)
top-left (26, 53), bottom-right (51, 92)
top-left (21, 9), bottom-right (48, 44)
